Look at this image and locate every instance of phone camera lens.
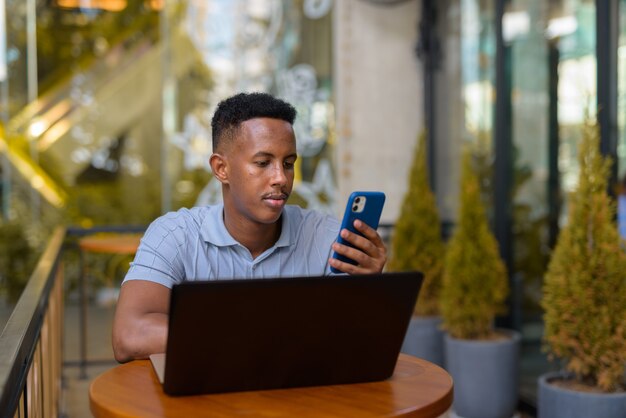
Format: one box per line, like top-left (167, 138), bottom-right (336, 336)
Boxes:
top-left (355, 197), bottom-right (361, 203)
top-left (352, 205), bottom-right (358, 211)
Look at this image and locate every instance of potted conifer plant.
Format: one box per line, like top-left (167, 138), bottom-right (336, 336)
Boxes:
top-left (440, 148), bottom-right (520, 418)
top-left (388, 132), bottom-right (446, 367)
top-left (538, 121), bottom-right (626, 417)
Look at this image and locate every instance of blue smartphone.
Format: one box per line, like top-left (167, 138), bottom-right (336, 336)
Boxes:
top-left (330, 191), bottom-right (386, 273)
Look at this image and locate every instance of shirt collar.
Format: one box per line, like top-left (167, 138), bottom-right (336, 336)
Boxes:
top-left (201, 203), bottom-right (237, 246)
top-left (201, 203), bottom-right (295, 248)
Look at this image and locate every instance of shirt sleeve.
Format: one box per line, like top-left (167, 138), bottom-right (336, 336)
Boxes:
top-left (123, 212), bottom-right (188, 288)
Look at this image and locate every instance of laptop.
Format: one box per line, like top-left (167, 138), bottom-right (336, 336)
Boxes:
top-left (149, 271), bottom-right (423, 396)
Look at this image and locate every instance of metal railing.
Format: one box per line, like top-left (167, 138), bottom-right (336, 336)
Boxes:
top-left (0, 227), bottom-right (65, 418)
top-left (0, 224), bottom-right (148, 418)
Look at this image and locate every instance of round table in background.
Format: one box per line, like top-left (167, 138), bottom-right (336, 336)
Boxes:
top-left (78, 234), bottom-right (142, 255)
top-left (76, 233), bottom-right (142, 378)
top-left (89, 353), bottom-right (453, 417)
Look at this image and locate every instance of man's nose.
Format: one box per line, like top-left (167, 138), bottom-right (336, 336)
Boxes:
top-left (271, 163), bottom-right (288, 186)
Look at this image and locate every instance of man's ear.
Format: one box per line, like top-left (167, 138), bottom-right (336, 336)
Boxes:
top-left (209, 153), bottom-right (229, 184)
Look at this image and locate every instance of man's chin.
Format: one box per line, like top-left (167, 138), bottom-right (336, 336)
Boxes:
top-left (256, 205), bottom-right (285, 224)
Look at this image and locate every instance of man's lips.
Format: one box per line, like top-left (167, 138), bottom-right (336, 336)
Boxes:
top-left (262, 193), bottom-right (289, 201)
top-left (262, 193), bottom-right (289, 208)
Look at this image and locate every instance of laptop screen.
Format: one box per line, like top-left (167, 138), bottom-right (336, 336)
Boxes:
top-left (156, 271), bottom-right (423, 396)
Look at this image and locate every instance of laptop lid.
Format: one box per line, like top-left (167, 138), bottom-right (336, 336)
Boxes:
top-left (157, 271), bottom-right (423, 396)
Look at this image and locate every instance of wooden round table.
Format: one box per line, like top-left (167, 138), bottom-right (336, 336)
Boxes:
top-left (76, 233), bottom-right (143, 378)
top-left (78, 234), bottom-right (143, 255)
top-left (90, 354), bottom-right (453, 418)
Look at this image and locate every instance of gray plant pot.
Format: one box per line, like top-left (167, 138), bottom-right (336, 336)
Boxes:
top-left (538, 372), bottom-right (626, 418)
top-left (445, 329), bottom-right (521, 418)
top-left (400, 315), bottom-right (444, 367)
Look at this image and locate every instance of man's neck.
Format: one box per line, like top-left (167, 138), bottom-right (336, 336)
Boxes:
top-left (222, 207), bottom-right (282, 259)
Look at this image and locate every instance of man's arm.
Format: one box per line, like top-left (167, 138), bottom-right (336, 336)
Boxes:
top-left (328, 219), bottom-right (387, 274)
top-left (112, 280), bottom-right (170, 363)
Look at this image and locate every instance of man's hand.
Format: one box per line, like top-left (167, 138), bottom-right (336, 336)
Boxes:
top-left (112, 280), bottom-right (170, 363)
top-left (328, 219), bottom-right (387, 274)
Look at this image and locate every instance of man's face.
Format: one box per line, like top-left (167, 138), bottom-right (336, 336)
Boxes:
top-left (220, 117), bottom-right (297, 225)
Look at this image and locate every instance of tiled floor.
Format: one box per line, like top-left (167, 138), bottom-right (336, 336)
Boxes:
top-left (61, 301), bottom-right (118, 418)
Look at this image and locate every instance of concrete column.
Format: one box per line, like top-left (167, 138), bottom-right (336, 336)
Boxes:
top-left (333, 0), bottom-right (423, 223)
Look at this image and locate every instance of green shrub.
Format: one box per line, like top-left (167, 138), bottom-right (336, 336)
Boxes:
top-left (440, 148), bottom-right (508, 339)
top-left (388, 132), bottom-right (445, 316)
top-left (542, 121), bottom-right (626, 392)
top-left (0, 221), bottom-right (37, 303)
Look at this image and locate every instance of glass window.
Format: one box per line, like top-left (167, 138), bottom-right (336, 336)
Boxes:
top-left (439, 0), bottom-right (599, 405)
top-left (618, 0), bottom-right (626, 181)
top-left (435, 0), bottom-right (496, 224)
top-left (509, 0), bottom-right (597, 405)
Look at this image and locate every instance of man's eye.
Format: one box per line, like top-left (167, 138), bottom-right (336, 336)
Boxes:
top-left (255, 161), bottom-right (269, 167)
top-left (284, 161), bottom-right (295, 169)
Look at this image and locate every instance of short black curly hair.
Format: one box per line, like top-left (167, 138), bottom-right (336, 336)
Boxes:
top-left (211, 92), bottom-right (297, 151)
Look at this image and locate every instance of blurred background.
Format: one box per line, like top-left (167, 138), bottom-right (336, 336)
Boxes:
top-left (1, 0), bottom-right (625, 416)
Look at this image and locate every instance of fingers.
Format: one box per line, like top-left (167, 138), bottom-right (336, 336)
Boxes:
top-left (329, 220), bottom-right (387, 274)
top-left (328, 256), bottom-right (362, 275)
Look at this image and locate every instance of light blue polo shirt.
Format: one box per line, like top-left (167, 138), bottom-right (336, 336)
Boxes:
top-left (124, 204), bottom-right (340, 288)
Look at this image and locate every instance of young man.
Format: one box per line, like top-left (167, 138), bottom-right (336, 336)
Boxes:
top-left (112, 93), bottom-right (387, 363)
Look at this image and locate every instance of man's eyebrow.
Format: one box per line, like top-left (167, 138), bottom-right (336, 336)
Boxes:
top-left (252, 151), bottom-right (273, 158)
top-left (252, 151), bottom-right (298, 159)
